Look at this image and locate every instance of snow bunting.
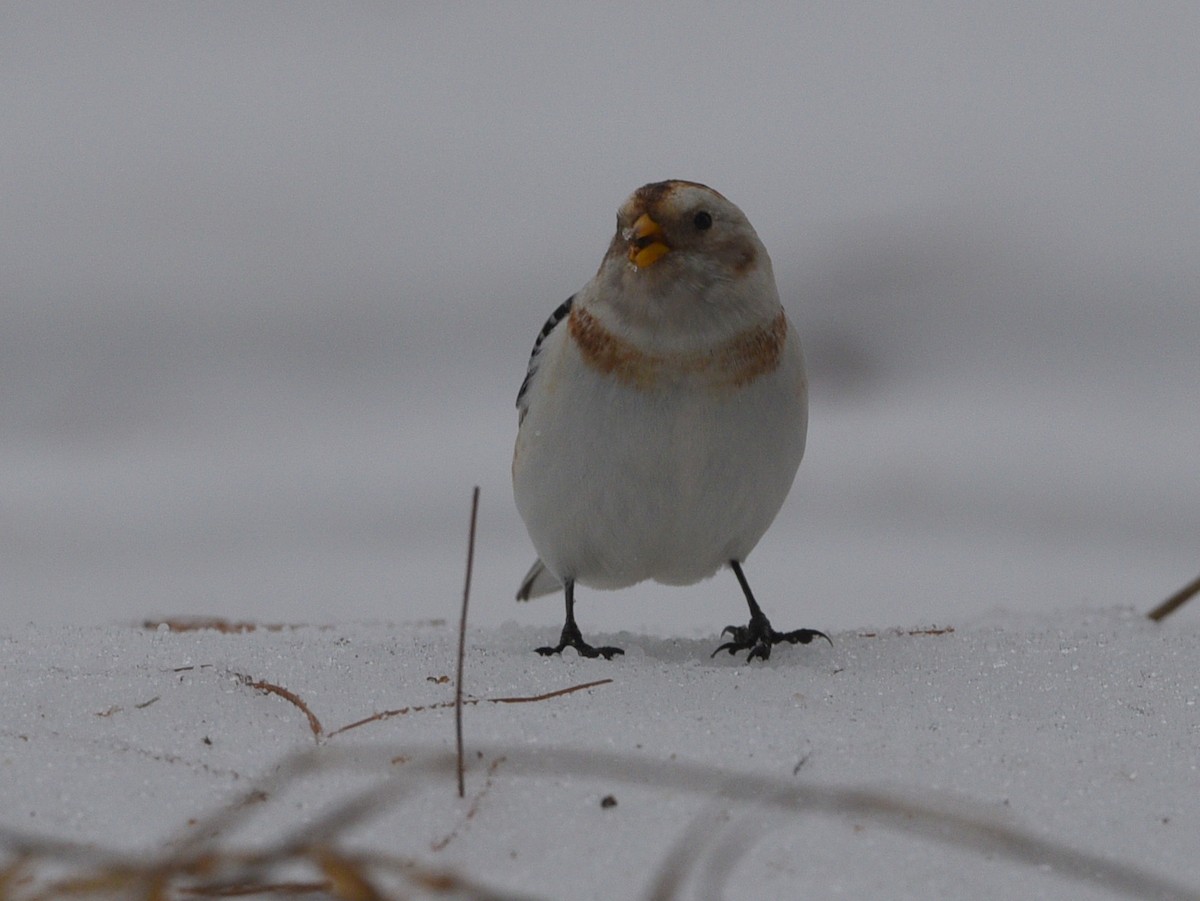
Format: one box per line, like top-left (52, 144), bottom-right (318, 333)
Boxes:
top-left (512, 180), bottom-right (826, 661)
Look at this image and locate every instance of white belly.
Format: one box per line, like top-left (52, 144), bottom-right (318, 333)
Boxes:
top-left (513, 325), bottom-right (806, 591)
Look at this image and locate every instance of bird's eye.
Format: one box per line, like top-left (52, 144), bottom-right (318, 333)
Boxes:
top-left (693, 211), bottom-right (713, 231)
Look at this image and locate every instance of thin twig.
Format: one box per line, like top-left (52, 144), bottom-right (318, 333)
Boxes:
top-left (234, 674), bottom-right (324, 741)
top-left (457, 486), bottom-right (480, 798)
top-left (1147, 572), bottom-right (1200, 622)
top-left (325, 677), bottom-right (614, 738)
top-left (490, 679), bottom-right (613, 704)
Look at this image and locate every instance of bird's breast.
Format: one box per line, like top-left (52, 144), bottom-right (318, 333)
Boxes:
top-left (567, 305), bottom-right (788, 392)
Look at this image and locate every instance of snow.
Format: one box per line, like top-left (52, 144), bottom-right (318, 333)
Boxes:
top-left (2, 3), bottom-right (1199, 897)
top-left (3, 612), bottom-right (1199, 898)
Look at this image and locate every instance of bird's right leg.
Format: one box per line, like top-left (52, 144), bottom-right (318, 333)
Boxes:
top-left (537, 578), bottom-right (624, 660)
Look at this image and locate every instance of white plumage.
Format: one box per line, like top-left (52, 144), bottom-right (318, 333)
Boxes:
top-left (512, 180), bottom-right (825, 660)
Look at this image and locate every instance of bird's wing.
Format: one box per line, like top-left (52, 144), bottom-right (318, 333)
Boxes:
top-left (516, 294), bottom-right (574, 424)
top-left (515, 558), bottom-right (563, 601)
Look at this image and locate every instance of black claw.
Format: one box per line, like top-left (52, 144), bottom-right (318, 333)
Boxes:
top-left (779, 628), bottom-right (833, 647)
top-left (711, 623), bottom-right (831, 660)
top-left (536, 639), bottom-right (624, 660)
top-left (747, 643), bottom-right (771, 662)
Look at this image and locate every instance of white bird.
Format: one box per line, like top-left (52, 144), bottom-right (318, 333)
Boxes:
top-left (512, 180), bottom-right (826, 660)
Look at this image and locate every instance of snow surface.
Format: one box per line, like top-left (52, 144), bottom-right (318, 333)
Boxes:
top-left (2, 4), bottom-right (1199, 897)
top-left (3, 612), bottom-right (1199, 899)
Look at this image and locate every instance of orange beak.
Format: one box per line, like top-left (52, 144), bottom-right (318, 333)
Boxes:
top-left (627, 213), bottom-right (669, 268)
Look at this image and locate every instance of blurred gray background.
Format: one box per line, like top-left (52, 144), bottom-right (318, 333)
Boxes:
top-left (3, 3), bottom-right (1197, 634)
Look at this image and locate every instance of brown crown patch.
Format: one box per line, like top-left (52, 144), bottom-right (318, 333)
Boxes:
top-left (631, 181), bottom-right (678, 210)
top-left (630, 180), bottom-right (724, 216)
top-left (568, 306), bottom-right (787, 391)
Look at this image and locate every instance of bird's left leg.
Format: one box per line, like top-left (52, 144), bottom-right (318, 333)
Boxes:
top-left (712, 560), bottom-right (829, 661)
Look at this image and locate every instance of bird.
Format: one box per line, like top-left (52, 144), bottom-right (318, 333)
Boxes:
top-left (511, 180), bottom-right (827, 661)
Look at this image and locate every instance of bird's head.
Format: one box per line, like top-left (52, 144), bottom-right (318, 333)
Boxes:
top-left (593, 180), bottom-right (779, 336)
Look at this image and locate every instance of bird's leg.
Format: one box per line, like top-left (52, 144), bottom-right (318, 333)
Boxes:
top-left (537, 578), bottom-right (624, 660)
top-left (712, 561), bottom-right (830, 661)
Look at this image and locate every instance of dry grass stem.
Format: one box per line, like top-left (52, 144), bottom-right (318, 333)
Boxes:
top-left (856, 626), bottom-right (955, 638)
top-left (232, 673), bottom-right (324, 741)
top-left (489, 678), bottom-right (614, 704)
top-left (1147, 571), bottom-right (1200, 622)
top-left (4, 744), bottom-right (1196, 901)
top-left (456, 486), bottom-right (481, 798)
top-left (326, 679), bottom-right (614, 738)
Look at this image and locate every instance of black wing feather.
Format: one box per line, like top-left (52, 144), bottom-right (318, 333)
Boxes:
top-left (516, 294), bottom-right (574, 420)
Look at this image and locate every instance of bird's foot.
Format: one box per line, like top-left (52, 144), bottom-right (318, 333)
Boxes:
top-left (712, 613), bottom-right (830, 661)
top-left (536, 622), bottom-right (624, 660)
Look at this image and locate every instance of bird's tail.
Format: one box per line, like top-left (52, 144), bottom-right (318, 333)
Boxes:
top-left (516, 559), bottom-right (562, 601)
